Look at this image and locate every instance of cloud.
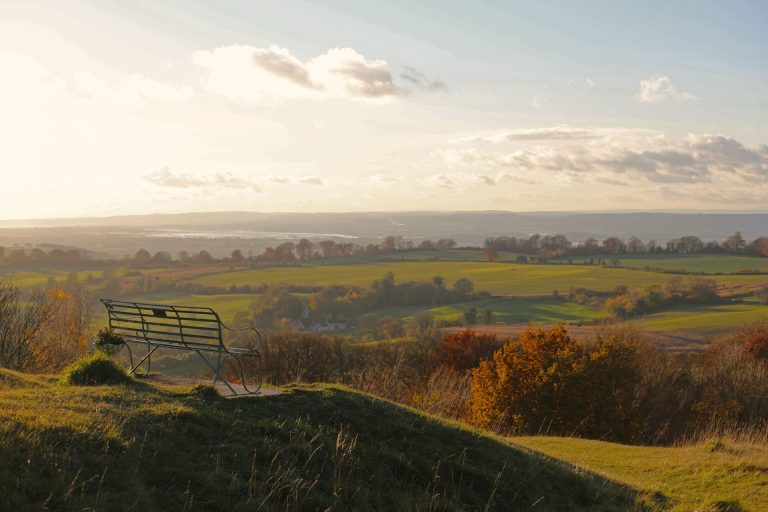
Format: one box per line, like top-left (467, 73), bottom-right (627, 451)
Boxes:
top-left (145, 169), bottom-right (334, 189)
top-left (252, 45), bottom-right (320, 90)
top-left (193, 45), bottom-right (408, 103)
top-left (637, 75), bottom-right (697, 104)
top-left (583, 78), bottom-right (594, 89)
top-left (399, 66), bottom-right (446, 91)
top-left (438, 128), bottom-right (768, 186)
top-left (455, 126), bottom-right (603, 144)
top-left (144, 168), bottom-right (260, 190)
top-left (298, 177), bottom-right (325, 186)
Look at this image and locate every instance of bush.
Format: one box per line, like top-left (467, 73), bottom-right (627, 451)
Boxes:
top-left (59, 352), bottom-right (132, 386)
top-left (429, 330), bottom-right (499, 372)
top-left (694, 322), bottom-right (768, 426)
top-left (470, 325), bottom-right (586, 434)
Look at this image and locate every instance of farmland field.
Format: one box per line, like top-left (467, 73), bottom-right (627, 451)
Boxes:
top-left (634, 298), bottom-right (768, 337)
top-left (186, 261), bottom-right (768, 296)
top-left (0, 267), bottom-right (123, 288)
top-left (554, 254), bottom-right (768, 274)
top-left (365, 297), bottom-right (605, 327)
top-left (116, 292), bottom-right (258, 324)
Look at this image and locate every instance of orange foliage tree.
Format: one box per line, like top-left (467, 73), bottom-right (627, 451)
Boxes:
top-left (469, 325), bottom-right (649, 440)
top-left (469, 325), bottom-right (587, 434)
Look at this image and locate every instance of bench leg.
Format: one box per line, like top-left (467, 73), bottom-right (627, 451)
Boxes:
top-left (224, 353), bottom-right (262, 394)
top-left (129, 345), bottom-right (159, 376)
top-left (193, 350), bottom-right (238, 396)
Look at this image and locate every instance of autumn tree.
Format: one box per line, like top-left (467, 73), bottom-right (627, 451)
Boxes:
top-left (296, 239), bottom-right (314, 260)
top-left (470, 325), bottom-right (587, 434)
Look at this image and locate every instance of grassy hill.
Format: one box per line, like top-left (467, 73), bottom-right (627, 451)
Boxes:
top-left (1, 370), bottom-right (636, 511)
top-left (2, 369), bottom-right (767, 511)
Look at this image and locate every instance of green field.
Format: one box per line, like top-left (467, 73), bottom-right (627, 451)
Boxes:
top-left (116, 292), bottom-right (258, 324)
top-left (0, 267), bottom-right (125, 288)
top-left (187, 261), bottom-right (768, 296)
top-left (635, 298), bottom-right (768, 337)
top-left (555, 254), bottom-right (768, 274)
top-left (368, 297), bottom-right (606, 327)
top-left (516, 435), bottom-right (768, 511)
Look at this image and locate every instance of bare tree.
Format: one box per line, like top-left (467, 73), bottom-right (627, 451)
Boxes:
top-left (0, 281), bottom-right (54, 371)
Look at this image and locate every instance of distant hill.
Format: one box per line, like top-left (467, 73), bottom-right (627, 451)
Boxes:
top-left (2, 210), bottom-right (768, 246)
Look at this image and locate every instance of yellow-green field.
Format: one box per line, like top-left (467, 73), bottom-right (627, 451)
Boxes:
top-left (186, 261), bottom-right (768, 296)
top-left (516, 435), bottom-right (767, 511)
top-left (365, 297), bottom-right (606, 327)
top-left (107, 292), bottom-right (258, 324)
top-left (556, 254), bottom-right (768, 274)
top-left (635, 298), bottom-right (768, 337)
top-left (0, 267), bottom-right (126, 288)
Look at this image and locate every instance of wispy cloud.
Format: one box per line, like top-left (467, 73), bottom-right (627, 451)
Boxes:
top-left (637, 75), bottom-right (698, 104)
top-left (399, 66), bottom-right (446, 91)
top-left (193, 45), bottom-right (411, 103)
top-left (144, 168), bottom-right (259, 190)
top-left (454, 125), bottom-right (604, 143)
top-left (144, 168), bottom-right (330, 190)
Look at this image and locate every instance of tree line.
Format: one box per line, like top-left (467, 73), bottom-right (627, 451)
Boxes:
top-left (483, 231), bottom-right (768, 261)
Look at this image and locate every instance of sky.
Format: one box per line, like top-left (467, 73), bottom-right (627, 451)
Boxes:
top-left (1, 0), bottom-right (766, 219)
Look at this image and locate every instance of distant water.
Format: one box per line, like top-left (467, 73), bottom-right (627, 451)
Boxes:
top-left (113, 229), bottom-right (360, 240)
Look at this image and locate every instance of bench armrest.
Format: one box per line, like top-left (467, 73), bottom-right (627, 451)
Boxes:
top-left (220, 321), bottom-right (262, 353)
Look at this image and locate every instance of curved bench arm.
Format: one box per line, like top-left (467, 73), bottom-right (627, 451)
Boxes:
top-left (219, 322), bottom-right (263, 393)
top-left (220, 321), bottom-right (262, 353)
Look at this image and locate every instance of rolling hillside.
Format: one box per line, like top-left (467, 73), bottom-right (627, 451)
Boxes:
top-left (1, 370), bottom-right (766, 510)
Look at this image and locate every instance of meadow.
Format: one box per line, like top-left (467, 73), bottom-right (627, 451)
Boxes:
top-left (4, 254), bottom-right (768, 345)
top-left (634, 297), bottom-right (768, 337)
top-left (555, 253), bottom-right (768, 274)
top-left (360, 296), bottom-right (606, 330)
top-left (187, 261), bottom-right (691, 294)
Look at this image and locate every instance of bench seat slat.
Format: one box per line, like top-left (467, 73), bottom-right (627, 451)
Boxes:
top-left (105, 310), bottom-right (221, 324)
top-left (121, 335), bottom-right (254, 354)
top-left (108, 316), bottom-right (222, 332)
top-left (111, 325), bottom-right (221, 341)
top-left (105, 300), bottom-right (216, 312)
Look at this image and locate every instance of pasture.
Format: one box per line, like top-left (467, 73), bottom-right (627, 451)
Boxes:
top-left (0, 267), bottom-right (124, 288)
top-left (115, 292), bottom-right (258, 324)
top-left (634, 297), bottom-right (768, 337)
top-left (555, 254), bottom-right (768, 274)
top-left (368, 296), bottom-right (605, 327)
top-left (186, 260), bottom-right (768, 296)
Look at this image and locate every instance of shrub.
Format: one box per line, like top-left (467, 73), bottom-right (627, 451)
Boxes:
top-left (59, 352), bottom-right (132, 386)
top-left (694, 322), bottom-right (768, 426)
top-left (470, 325), bottom-right (587, 434)
top-left (429, 330), bottom-right (499, 372)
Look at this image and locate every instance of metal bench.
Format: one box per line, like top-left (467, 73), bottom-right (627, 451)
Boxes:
top-left (100, 299), bottom-right (262, 395)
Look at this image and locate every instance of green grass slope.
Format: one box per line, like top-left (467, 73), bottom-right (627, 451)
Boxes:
top-left (187, 261), bottom-right (768, 296)
top-left (516, 436), bottom-right (768, 511)
top-left (0, 370), bottom-right (638, 511)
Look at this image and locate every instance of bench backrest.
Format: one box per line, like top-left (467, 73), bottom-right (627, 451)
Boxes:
top-left (101, 299), bottom-right (224, 349)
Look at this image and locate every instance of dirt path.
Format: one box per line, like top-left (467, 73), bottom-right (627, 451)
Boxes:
top-left (144, 373), bottom-right (281, 398)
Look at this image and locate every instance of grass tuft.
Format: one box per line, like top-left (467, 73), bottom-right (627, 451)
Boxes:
top-left (58, 352), bottom-right (132, 386)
